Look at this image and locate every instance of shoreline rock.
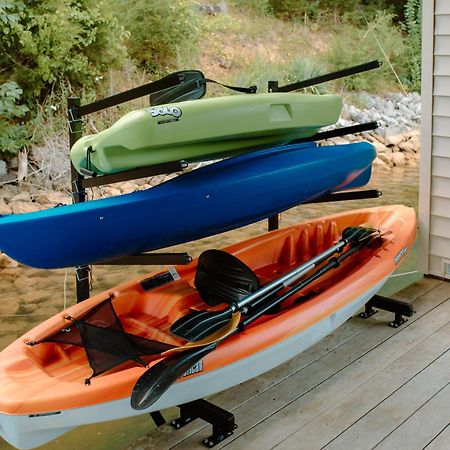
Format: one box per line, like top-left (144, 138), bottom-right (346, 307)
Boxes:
top-left (342, 92), bottom-right (421, 135)
top-left (325, 91), bottom-right (421, 170)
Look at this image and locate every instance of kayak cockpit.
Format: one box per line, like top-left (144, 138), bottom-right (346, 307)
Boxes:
top-left (10, 213), bottom-right (390, 384)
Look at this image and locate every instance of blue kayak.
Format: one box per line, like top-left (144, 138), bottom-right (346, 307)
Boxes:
top-left (0, 142), bottom-right (375, 269)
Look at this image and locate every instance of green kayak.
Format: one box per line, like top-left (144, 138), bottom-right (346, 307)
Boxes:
top-left (71, 93), bottom-right (342, 175)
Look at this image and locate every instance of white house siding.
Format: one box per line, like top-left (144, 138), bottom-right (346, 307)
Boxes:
top-left (419, 0), bottom-right (450, 279)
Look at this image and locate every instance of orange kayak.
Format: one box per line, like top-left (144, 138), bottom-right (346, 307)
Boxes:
top-left (0, 205), bottom-right (416, 449)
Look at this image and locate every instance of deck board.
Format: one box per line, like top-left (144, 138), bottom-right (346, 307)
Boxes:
top-left (423, 424), bottom-right (450, 450)
top-left (373, 383), bottom-right (450, 450)
top-left (275, 323), bottom-right (450, 450)
top-left (217, 282), bottom-right (450, 450)
top-left (126, 278), bottom-right (450, 450)
top-left (324, 351), bottom-right (450, 449)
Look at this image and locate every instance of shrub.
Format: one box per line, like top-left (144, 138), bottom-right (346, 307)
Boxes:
top-left (112, 0), bottom-right (202, 73)
top-left (323, 13), bottom-right (408, 92)
top-left (0, 82), bottom-right (29, 154)
top-left (402, 0), bottom-right (421, 91)
top-left (0, 0), bottom-right (127, 100)
top-left (232, 56), bottom-right (329, 94)
top-left (284, 57), bottom-right (330, 94)
top-left (269, 1), bottom-right (408, 25)
top-left (231, 0), bottom-right (272, 15)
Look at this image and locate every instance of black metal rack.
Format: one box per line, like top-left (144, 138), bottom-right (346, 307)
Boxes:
top-left (360, 294), bottom-right (416, 327)
top-left (68, 91), bottom-right (194, 301)
top-left (67, 79), bottom-right (382, 302)
top-left (149, 399), bottom-right (237, 448)
top-left (63, 62), bottom-right (420, 447)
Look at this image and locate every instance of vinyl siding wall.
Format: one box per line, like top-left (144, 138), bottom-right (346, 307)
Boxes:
top-left (419, 0), bottom-right (450, 278)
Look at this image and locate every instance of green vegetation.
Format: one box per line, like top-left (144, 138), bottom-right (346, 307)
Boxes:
top-left (0, 0), bottom-right (126, 100)
top-left (0, 0), bottom-right (127, 155)
top-left (268, 1), bottom-right (406, 24)
top-left (324, 13), bottom-right (408, 92)
top-left (111, 0), bottom-right (202, 73)
top-left (403, 0), bottom-right (422, 91)
top-left (230, 1), bottom-right (421, 92)
top-left (0, 82), bottom-right (29, 154)
top-left (231, 0), bottom-right (272, 15)
top-left (0, 0), bottom-right (422, 158)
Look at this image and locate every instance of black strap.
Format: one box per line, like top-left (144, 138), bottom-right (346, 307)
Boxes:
top-left (70, 61), bottom-right (381, 119)
top-left (78, 74), bottom-right (256, 118)
top-left (79, 72), bottom-right (185, 116)
top-left (205, 78), bottom-right (257, 94)
top-left (276, 60), bottom-right (382, 93)
top-left (290, 122), bottom-right (379, 145)
top-left (85, 145), bottom-right (95, 172)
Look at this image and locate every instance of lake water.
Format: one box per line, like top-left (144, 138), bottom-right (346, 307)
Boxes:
top-left (0, 166), bottom-right (420, 450)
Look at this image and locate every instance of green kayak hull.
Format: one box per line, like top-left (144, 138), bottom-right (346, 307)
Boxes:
top-left (71, 93), bottom-right (342, 175)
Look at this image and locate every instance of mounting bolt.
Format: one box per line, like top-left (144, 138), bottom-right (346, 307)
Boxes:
top-left (204, 438), bottom-right (214, 447)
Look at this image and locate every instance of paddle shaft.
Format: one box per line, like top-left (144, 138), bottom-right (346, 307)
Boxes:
top-left (241, 242), bottom-right (365, 327)
top-left (233, 240), bottom-right (346, 312)
top-left (194, 240), bottom-right (367, 344)
top-left (238, 264), bottom-right (318, 315)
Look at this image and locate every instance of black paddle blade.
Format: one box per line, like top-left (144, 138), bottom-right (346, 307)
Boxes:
top-left (149, 70), bottom-right (206, 106)
top-left (342, 226), bottom-right (380, 246)
top-left (131, 344), bottom-right (216, 411)
top-left (170, 308), bottom-right (233, 342)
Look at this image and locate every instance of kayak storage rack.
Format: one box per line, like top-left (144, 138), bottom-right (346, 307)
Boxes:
top-left (360, 294), bottom-right (416, 328)
top-left (67, 64), bottom-right (384, 302)
top-left (65, 61), bottom-right (416, 448)
top-left (68, 78), bottom-right (195, 301)
top-left (67, 60), bottom-right (388, 303)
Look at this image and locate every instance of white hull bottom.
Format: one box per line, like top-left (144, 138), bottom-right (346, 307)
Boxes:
top-left (0, 278), bottom-right (388, 449)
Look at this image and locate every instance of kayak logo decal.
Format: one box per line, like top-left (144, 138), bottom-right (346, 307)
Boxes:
top-left (393, 244), bottom-right (409, 265)
top-left (182, 359), bottom-right (204, 377)
top-left (147, 106), bottom-right (182, 124)
top-left (29, 411), bottom-right (61, 418)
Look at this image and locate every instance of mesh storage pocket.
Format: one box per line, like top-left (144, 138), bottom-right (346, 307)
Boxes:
top-left (31, 297), bottom-right (175, 384)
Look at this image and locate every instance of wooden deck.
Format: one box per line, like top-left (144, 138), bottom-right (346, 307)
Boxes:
top-left (127, 277), bottom-right (450, 450)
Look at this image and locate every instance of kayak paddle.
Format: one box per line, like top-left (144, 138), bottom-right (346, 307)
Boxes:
top-left (131, 344), bottom-right (216, 410)
top-left (170, 226), bottom-right (380, 342)
top-left (130, 227), bottom-right (382, 410)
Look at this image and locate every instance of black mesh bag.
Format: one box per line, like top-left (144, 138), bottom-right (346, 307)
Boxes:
top-left (29, 297), bottom-right (175, 385)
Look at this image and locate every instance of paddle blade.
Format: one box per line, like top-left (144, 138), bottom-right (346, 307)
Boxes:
top-left (149, 70), bottom-right (206, 105)
top-left (131, 344), bottom-right (216, 410)
top-left (170, 308), bottom-right (233, 341)
top-left (342, 226), bottom-right (380, 246)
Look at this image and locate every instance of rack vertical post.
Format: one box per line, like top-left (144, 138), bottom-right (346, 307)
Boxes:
top-left (66, 86), bottom-right (193, 302)
top-left (267, 80), bottom-right (280, 231)
top-left (68, 96), bottom-right (91, 301)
